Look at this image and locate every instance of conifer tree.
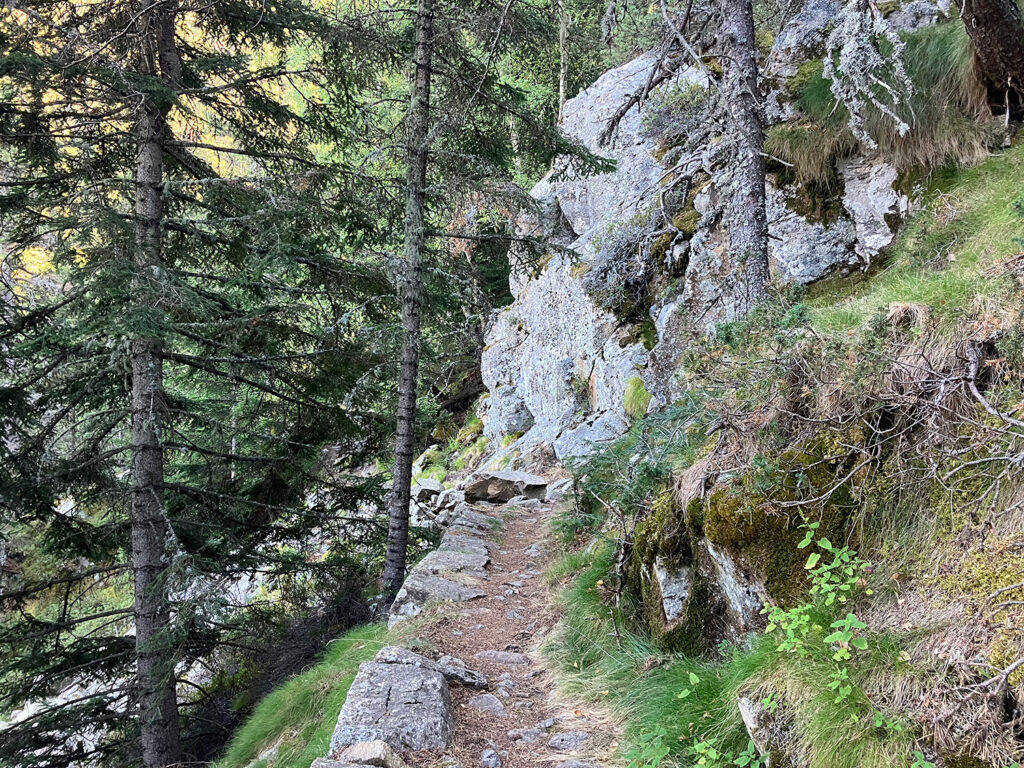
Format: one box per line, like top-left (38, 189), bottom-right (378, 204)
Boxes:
top-left (363, 0), bottom-right (606, 598)
top-left (0, 3), bottom-right (387, 766)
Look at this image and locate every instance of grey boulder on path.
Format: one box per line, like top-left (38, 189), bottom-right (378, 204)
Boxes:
top-left (329, 648), bottom-right (455, 754)
top-left (462, 470), bottom-right (547, 503)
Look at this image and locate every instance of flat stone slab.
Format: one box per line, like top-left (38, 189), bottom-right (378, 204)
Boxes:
top-left (390, 573), bottom-right (487, 627)
top-left (418, 549), bottom-right (490, 576)
top-left (438, 533), bottom-right (492, 557)
top-left (338, 740), bottom-right (409, 768)
top-left (468, 692), bottom-right (507, 717)
top-left (463, 470), bottom-right (547, 503)
top-left (446, 525), bottom-right (498, 540)
top-left (372, 646), bottom-right (488, 689)
top-left (548, 731), bottom-right (591, 751)
top-left (452, 507), bottom-right (503, 531)
top-left (473, 650), bottom-right (530, 665)
top-left (436, 654), bottom-right (488, 688)
top-left (330, 653), bottom-right (454, 753)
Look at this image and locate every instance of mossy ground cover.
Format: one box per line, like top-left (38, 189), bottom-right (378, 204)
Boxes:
top-left (215, 622), bottom-right (387, 768)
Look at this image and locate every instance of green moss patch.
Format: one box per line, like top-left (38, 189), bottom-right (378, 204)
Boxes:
top-left (623, 377), bottom-right (653, 420)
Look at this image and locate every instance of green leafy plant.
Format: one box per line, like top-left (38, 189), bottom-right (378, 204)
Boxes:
top-left (624, 726), bottom-right (670, 768)
top-left (677, 671), bottom-right (701, 699)
top-left (910, 751), bottom-right (935, 768)
top-left (825, 613), bottom-right (869, 661)
top-left (827, 666), bottom-right (853, 704)
top-left (806, 538), bottom-right (872, 607)
top-left (685, 737), bottom-right (766, 767)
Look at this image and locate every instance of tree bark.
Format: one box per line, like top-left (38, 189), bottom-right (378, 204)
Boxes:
top-left (557, 0), bottom-right (569, 120)
top-left (960, 0), bottom-right (1024, 109)
top-left (721, 0), bottom-right (769, 312)
top-left (382, 0), bottom-right (434, 600)
top-left (131, 6), bottom-right (182, 767)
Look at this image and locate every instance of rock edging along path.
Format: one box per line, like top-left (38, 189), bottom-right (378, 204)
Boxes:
top-left (316, 471), bottom-right (608, 768)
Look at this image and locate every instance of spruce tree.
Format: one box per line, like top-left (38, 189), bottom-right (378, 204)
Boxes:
top-left (361, 0), bottom-right (607, 598)
top-left (0, 3), bottom-right (387, 766)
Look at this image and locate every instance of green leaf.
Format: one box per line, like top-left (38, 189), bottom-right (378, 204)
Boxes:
top-left (689, 672), bottom-right (701, 685)
top-left (805, 552), bottom-right (821, 569)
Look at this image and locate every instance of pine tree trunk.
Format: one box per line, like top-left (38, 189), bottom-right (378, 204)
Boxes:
top-left (382, 0), bottom-right (434, 600)
top-left (558, 0), bottom-right (569, 119)
top-left (960, 0), bottom-right (1024, 107)
top-left (721, 0), bottom-right (769, 312)
top-left (131, 7), bottom-right (182, 767)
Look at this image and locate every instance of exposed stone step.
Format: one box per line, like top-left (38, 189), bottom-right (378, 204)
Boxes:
top-left (328, 647), bottom-right (487, 756)
top-left (388, 506), bottom-right (504, 628)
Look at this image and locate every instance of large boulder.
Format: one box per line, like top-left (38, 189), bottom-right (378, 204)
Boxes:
top-left (462, 470), bottom-right (547, 503)
top-left (329, 651), bottom-right (455, 754)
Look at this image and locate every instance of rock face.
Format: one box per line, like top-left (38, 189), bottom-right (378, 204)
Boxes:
top-left (329, 649), bottom-right (455, 753)
top-left (654, 557), bottom-right (692, 625)
top-left (737, 693), bottom-right (802, 766)
top-left (480, 55), bottom-right (674, 459)
top-left (479, 10), bottom-right (911, 462)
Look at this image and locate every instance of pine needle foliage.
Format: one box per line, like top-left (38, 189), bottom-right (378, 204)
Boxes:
top-left (0, 3), bottom-right (390, 765)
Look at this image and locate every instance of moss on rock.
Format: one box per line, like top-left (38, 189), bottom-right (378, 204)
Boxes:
top-left (626, 491), bottom-right (710, 653)
top-left (695, 436), bottom-right (859, 604)
top-left (624, 377), bottom-right (653, 420)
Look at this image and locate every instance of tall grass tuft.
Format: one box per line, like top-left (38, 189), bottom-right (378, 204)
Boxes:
top-left (544, 546), bottom-right (919, 767)
top-left (767, 19), bottom-right (995, 184)
top-left (809, 143), bottom-right (1023, 334)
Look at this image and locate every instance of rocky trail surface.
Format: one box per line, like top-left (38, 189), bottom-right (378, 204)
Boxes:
top-left (313, 472), bottom-right (612, 768)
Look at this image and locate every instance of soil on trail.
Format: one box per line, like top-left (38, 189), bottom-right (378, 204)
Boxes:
top-left (406, 500), bottom-right (611, 768)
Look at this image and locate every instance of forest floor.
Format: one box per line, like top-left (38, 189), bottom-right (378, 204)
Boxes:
top-left (401, 498), bottom-right (617, 768)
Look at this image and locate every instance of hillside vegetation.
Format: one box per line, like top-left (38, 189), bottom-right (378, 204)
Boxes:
top-left (551, 142), bottom-right (1024, 766)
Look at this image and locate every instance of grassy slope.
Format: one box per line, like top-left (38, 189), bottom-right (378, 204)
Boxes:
top-left (215, 622), bottom-right (387, 768)
top-left (544, 544), bottom-right (917, 768)
top-left (541, 144), bottom-right (1024, 767)
top-left (809, 144), bottom-right (1023, 335)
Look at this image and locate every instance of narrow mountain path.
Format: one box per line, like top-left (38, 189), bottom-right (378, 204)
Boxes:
top-left (322, 476), bottom-right (617, 768)
top-left (412, 497), bottom-right (610, 768)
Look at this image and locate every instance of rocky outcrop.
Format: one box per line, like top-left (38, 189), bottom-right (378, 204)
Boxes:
top-left (463, 470), bottom-right (548, 502)
top-left (479, 9), bottom-right (912, 461)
